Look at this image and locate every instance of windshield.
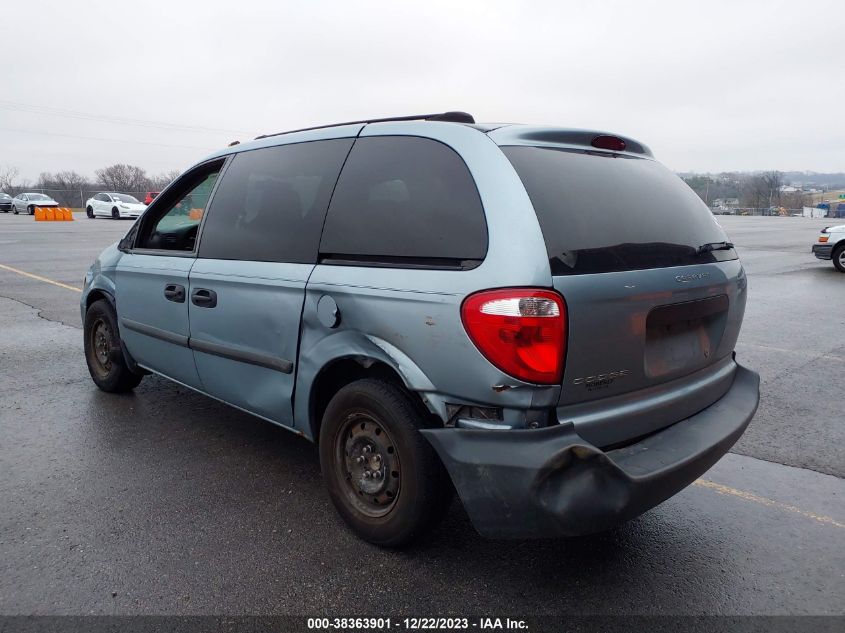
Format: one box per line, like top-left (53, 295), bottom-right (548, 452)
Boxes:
top-left (28, 194), bottom-right (51, 201)
top-left (502, 146), bottom-right (737, 275)
top-left (112, 194), bottom-right (140, 203)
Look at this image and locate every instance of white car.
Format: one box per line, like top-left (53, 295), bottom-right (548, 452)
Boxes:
top-left (85, 193), bottom-right (146, 219)
top-left (811, 224), bottom-right (845, 272)
top-left (11, 192), bottom-right (59, 215)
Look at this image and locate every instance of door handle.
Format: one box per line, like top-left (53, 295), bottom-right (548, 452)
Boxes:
top-left (164, 283), bottom-right (186, 303)
top-left (191, 288), bottom-right (218, 308)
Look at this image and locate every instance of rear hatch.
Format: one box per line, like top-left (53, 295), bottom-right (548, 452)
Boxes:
top-left (500, 137), bottom-right (747, 446)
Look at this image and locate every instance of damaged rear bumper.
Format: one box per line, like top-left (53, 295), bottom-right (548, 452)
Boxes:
top-left (421, 364), bottom-right (760, 539)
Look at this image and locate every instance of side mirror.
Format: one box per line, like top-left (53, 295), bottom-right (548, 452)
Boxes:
top-left (118, 222), bottom-right (139, 252)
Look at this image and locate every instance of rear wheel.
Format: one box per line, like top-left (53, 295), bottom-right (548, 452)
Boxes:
top-left (86, 206), bottom-right (95, 219)
top-left (833, 244), bottom-right (845, 273)
top-left (319, 378), bottom-right (452, 547)
top-left (112, 207), bottom-right (120, 220)
top-left (84, 299), bottom-right (143, 392)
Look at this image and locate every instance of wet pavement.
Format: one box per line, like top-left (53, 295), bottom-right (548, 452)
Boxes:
top-left (0, 214), bottom-right (843, 616)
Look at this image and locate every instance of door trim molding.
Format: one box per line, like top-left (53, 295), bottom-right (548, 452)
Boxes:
top-left (190, 338), bottom-right (294, 374)
top-left (120, 318), bottom-right (189, 347)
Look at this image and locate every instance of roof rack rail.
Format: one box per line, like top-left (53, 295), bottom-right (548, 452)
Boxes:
top-left (254, 111), bottom-right (475, 140)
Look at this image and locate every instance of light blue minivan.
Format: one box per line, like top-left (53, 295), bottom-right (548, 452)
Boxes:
top-left (82, 112), bottom-right (759, 546)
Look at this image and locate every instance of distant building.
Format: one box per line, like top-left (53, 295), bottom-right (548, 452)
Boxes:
top-left (712, 198), bottom-right (739, 208)
top-left (779, 185), bottom-right (799, 193)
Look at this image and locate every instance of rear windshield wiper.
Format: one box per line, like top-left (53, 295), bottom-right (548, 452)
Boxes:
top-left (697, 241), bottom-right (734, 254)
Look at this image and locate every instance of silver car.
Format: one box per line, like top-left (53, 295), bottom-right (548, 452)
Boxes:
top-left (81, 111), bottom-right (760, 546)
top-left (11, 192), bottom-right (59, 214)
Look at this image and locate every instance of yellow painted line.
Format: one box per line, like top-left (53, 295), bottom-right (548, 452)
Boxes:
top-left (0, 263), bottom-right (82, 293)
top-left (695, 479), bottom-right (845, 529)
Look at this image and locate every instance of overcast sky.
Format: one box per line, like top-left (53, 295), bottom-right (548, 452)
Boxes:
top-left (2, 0), bottom-right (843, 182)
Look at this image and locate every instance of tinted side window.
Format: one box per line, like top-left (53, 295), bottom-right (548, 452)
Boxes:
top-left (320, 136), bottom-right (487, 265)
top-left (198, 139), bottom-right (354, 263)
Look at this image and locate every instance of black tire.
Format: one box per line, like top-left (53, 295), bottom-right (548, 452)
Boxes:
top-left (12, 205), bottom-right (18, 214)
top-left (84, 299), bottom-right (143, 392)
top-left (319, 378), bottom-right (453, 547)
top-left (112, 207), bottom-right (120, 220)
top-left (86, 206), bottom-right (95, 219)
top-left (27, 205), bottom-right (34, 215)
top-left (833, 244), bottom-right (845, 273)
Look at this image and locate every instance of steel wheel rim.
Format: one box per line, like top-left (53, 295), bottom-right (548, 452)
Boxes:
top-left (838, 250), bottom-right (845, 266)
top-left (90, 318), bottom-right (113, 378)
top-left (334, 412), bottom-right (401, 518)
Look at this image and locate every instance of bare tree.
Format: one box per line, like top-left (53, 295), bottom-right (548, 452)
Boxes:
top-left (54, 170), bottom-right (90, 192)
top-left (33, 170), bottom-right (92, 206)
top-left (780, 190), bottom-right (810, 211)
top-left (0, 165), bottom-right (20, 191)
top-left (760, 171), bottom-right (783, 208)
top-left (95, 164), bottom-right (149, 192)
top-left (739, 171), bottom-right (784, 212)
top-left (740, 175), bottom-right (769, 210)
top-left (37, 172), bottom-right (56, 189)
top-left (149, 169), bottom-right (181, 191)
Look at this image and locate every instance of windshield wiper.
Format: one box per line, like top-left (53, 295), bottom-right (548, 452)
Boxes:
top-left (697, 241), bottom-right (734, 254)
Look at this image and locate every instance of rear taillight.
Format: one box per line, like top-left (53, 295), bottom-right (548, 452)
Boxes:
top-left (461, 288), bottom-right (566, 384)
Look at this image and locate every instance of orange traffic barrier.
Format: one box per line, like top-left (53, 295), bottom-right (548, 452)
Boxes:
top-left (188, 208), bottom-right (204, 220)
top-left (33, 207), bottom-right (74, 221)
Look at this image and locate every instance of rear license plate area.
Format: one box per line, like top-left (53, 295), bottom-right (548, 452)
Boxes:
top-left (644, 295), bottom-right (729, 378)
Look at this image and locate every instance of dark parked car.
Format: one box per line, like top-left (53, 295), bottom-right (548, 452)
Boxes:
top-left (81, 111), bottom-right (759, 546)
top-left (0, 193), bottom-right (12, 212)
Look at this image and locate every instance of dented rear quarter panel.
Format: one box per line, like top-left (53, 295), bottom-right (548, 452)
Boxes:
top-left (294, 122), bottom-right (560, 438)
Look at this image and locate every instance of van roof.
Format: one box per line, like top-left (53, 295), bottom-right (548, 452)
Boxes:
top-left (210, 113), bottom-right (652, 161)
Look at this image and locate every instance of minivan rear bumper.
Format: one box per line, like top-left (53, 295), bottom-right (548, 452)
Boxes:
top-left (421, 363), bottom-right (759, 538)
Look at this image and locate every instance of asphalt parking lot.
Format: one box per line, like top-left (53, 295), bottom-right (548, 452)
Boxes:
top-left (0, 214), bottom-right (843, 617)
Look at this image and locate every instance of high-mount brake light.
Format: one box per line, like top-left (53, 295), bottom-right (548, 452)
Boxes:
top-left (591, 135), bottom-right (627, 151)
top-left (461, 289), bottom-right (566, 385)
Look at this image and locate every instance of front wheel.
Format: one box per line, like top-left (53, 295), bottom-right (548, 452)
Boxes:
top-left (319, 379), bottom-right (453, 547)
top-left (86, 206), bottom-right (95, 219)
top-left (84, 299), bottom-right (144, 392)
top-left (12, 205), bottom-right (18, 214)
top-left (27, 205), bottom-right (34, 215)
top-left (833, 244), bottom-right (845, 273)
top-left (112, 207), bottom-right (120, 220)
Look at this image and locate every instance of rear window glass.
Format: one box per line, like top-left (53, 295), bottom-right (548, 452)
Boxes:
top-left (319, 136), bottom-right (487, 266)
top-left (502, 146), bottom-right (736, 275)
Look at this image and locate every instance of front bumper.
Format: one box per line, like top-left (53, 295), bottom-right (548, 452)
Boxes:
top-left (812, 243), bottom-right (833, 260)
top-left (422, 364), bottom-right (760, 538)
